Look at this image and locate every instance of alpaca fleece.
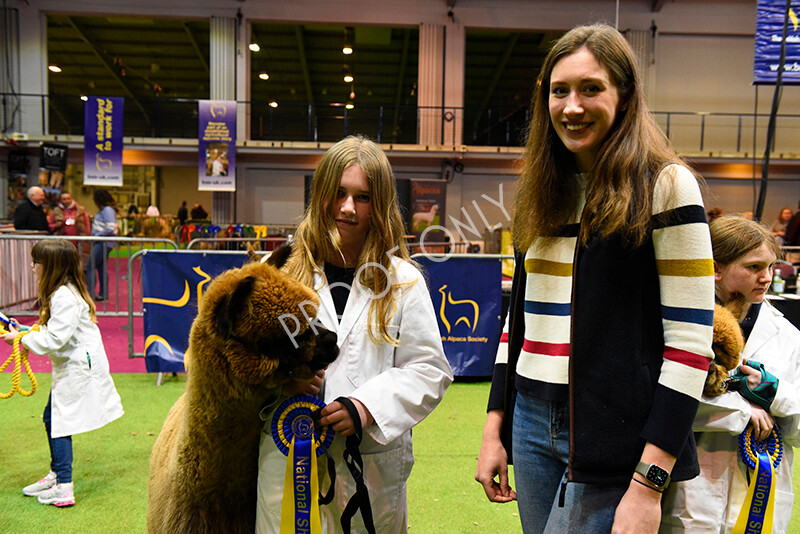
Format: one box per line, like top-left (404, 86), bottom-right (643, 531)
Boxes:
top-left (147, 259), bottom-right (338, 533)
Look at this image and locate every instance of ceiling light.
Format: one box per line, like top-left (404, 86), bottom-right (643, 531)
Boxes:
top-left (345, 103), bottom-right (354, 110)
top-left (343, 27), bottom-right (354, 55)
top-left (269, 101), bottom-right (278, 108)
top-left (249, 42), bottom-right (260, 52)
top-left (258, 72), bottom-right (270, 80)
top-left (48, 65), bottom-right (62, 73)
top-left (343, 74), bottom-right (354, 83)
top-left (80, 95), bottom-right (88, 101)
top-left (349, 89), bottom-right (356, 100)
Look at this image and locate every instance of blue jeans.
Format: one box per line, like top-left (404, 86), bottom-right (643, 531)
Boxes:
top-left (85, 242), bottom-right (109, 299)
top-left (43, 394), bottom-right (73, 484)
top-left (512, 392), bottom-right (626, 534)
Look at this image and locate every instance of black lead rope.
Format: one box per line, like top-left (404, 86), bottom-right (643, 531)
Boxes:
top-left (335, 396), bottom-right (376, 534)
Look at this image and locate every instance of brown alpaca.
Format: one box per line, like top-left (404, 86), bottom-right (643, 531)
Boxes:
top-left (704, 300), bottom-right (746, 397)
top-left (147, 259), bottom-right (338, 534)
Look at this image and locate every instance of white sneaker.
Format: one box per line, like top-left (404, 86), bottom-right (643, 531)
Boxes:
top-left (22, 471), bottom-right (57, 496)
top-left (36, 482), bottom-right (75, 507)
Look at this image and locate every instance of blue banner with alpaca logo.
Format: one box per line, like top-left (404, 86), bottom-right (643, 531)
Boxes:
top-left (415, 255), bottom-right (502, 377)
top-left (142, 251), bottom-right (249, 373)
top-left (755, 0), bottom-right (800, 84)
top-left (84, 96), bottom-right (124, 186)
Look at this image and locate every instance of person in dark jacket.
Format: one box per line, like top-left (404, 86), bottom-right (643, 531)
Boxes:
top-left (475, 24), bottom-right (715, 533)
top-left (13, 186), bottom-right (50, 232)
top-left (177, 201), bottom-right (188, 226)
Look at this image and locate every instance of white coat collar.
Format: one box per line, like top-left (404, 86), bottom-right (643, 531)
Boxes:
top-left (743, 300), bottom-right (781, 359)
top-left (313, 266), bottom-right (371, 349)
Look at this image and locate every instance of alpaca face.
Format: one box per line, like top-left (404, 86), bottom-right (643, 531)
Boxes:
top-left (194, 260), bottom-right (339, 388)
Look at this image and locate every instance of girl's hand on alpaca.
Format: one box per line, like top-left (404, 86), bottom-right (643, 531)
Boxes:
top-left (282, 369), bottom-right (325, 397)
top-left (317, 397), bottom-right (374, 437)
top-left (738, 359), bottom-right (763, 389)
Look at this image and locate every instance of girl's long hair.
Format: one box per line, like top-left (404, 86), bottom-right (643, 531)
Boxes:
top-left (513, 23), bottom-right (690, 251)
top-left (710, 215), bottom-right (781, 266)
top-left (31, 239), bottom-right (96, 324)
top-left (282, 135), bottom-right (412, 345)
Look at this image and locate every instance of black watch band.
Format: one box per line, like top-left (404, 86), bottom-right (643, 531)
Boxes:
top-left (635, 461), bottom-right (671, 490)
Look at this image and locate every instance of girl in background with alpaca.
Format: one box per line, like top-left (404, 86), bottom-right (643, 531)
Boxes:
top-left (256, 135), bottom-right (453, 533)
top-left (660, 216), bottom-right (800, 533)
top-left (85, 188), bottom-right (118, 301)
top-left (3, 239), bottom-right (124, 507)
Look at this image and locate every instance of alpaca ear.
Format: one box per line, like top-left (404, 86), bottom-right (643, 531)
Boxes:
top-left (246, 243), bottom-right (261, 263)
top-left (215, 275), bottom-right (256, 339)
top-left (265, 243), bottom-right (293, 269)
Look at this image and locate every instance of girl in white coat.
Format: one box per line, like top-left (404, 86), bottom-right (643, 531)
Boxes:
top-left (3, 239), bottom-right (124, 507)
top-left (661, 215), bottom-right (800, 533)
top-left (255, 136), bottom-right (453, 533)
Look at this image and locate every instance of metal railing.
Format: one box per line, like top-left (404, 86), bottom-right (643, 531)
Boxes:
top-left (6, 92), bottom-right (799, 155)
top-left (0, 234), bottom-right (177, 318)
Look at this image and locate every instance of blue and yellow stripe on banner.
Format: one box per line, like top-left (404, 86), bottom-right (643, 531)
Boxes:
top-left (732, 424), bottom-right (783, 534)
top-left (272, 395), bottom-right (334, 534)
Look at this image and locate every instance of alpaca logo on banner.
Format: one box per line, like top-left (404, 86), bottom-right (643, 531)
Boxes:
top-left (438, 284), bottom-right (479, 333)
top-left (142, 252), bottom-right (249, 373)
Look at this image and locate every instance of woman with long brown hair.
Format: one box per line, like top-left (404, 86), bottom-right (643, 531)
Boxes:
top-left (475, 24), bottom-right (715, 533)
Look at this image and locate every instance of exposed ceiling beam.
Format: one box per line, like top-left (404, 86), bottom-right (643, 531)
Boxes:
top-left (651, 0), bottom-right (668, 12)
top-left (472, 32), bottom-right (519, 135)
top-left (64, 16), bottom-right (152, 128)
top-left (392, 29), bottom-right (411, 143)
top-left (183, 23), bottom-right (210, 78)
top-left (294, 26), bottom-right (315, 112)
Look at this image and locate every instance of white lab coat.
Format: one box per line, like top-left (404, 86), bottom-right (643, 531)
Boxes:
top-left (22, 284), bottom-right (124, 438)
top-left (256, 257), bottom-right (453, 533)
top-left (661, 300), bottom-right (800, 534)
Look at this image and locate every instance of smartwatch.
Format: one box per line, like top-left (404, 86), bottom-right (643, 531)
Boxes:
top-left (635, 461), bottom-right (671, 490)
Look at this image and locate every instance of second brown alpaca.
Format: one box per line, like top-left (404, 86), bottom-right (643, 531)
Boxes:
top-left (704, 300), bottom-right (746, 397)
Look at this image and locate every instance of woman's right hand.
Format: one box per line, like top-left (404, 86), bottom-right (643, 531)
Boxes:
top-left (475, 410), bottom-right (516, 503)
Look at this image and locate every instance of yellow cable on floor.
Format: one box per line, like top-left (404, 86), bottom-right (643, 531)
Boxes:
top-left (0, 325), bottom-right (40, 399)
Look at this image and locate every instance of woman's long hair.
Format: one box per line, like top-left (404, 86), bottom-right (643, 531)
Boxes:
top-left (93, 188), bottom-right (118, 211)
top-left (513, 24), bottom-right (688, 251)
top-left (31, 239), bottom-right (96, 324)
top-left (282, 135), bottom-right (411, 345)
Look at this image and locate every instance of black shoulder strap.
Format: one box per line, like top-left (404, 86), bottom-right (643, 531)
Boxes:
top-left (335, 396), bottom-right (376, 534)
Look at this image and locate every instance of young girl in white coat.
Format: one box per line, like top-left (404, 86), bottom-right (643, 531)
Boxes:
top-left (661, 215), bottom-right (800, 533)
top-left (3, 239), bottom-right (124, 507)
top-left (255, 135), bottom-right (453, 533)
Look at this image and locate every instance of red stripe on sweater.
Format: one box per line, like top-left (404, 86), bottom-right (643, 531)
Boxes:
top-left (522, 339), bottom-right (570, 356)
top-left (663, 346), bottom-right (711, 370)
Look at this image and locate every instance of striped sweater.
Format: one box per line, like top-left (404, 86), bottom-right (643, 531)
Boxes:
top-left (488, 164), bottom-right (715, 483)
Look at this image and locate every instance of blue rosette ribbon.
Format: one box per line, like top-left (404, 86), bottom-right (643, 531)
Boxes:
top-left (732, 424), bottom-right (783, 534)
top-left (271, 395), bottom-right (333, 534)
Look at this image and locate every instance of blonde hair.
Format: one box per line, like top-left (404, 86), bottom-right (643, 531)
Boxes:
top-left (282, 135), bottom-right (412, 345)
top-left (710, 215), bottom-right (781, 266)
top-left (513, 24), bottom-right (692, 251)
top-left (31, 239), bottom-right (96, 324)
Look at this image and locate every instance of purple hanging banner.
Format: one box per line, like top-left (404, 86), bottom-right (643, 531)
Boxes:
top-left (198, 100), bottom-right (236, 191)
top-left (83, 96), bottom-right (124, 186)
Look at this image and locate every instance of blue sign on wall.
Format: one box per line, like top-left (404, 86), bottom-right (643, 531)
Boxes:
top-left (84, 96), bottom-right (124, 186)
top-left (755, 0), bottom-right (800, 84)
